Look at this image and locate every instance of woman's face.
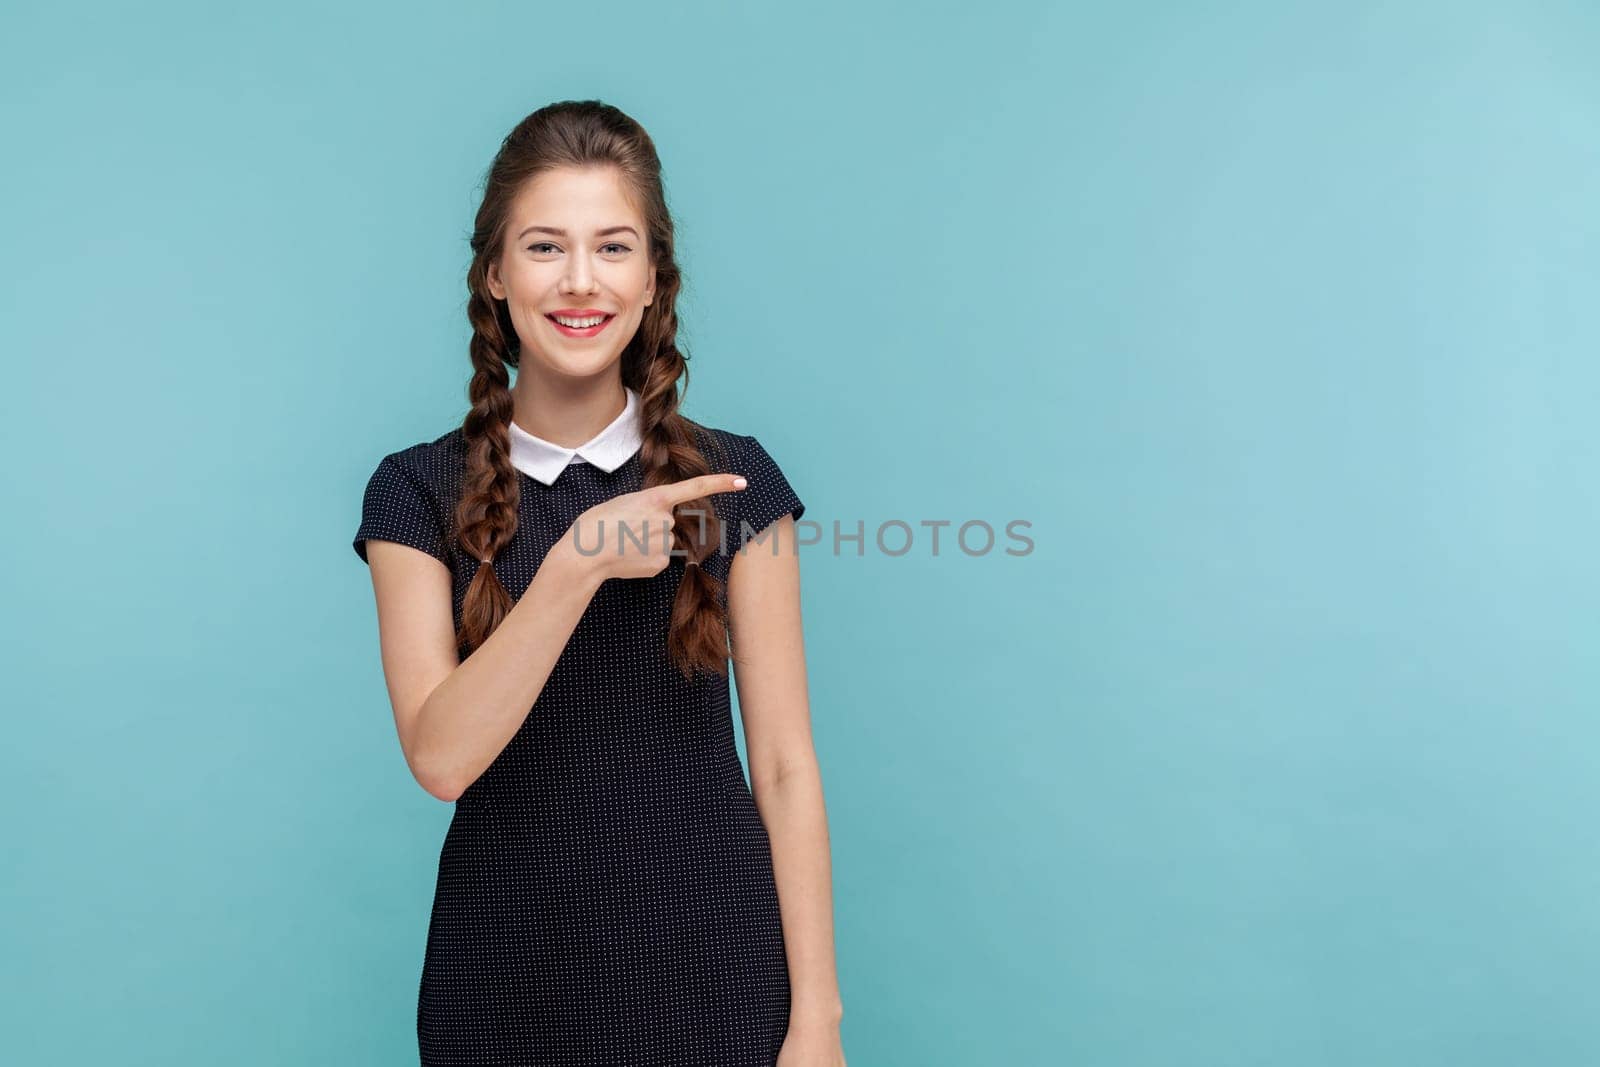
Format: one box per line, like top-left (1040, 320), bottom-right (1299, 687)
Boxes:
top-left (486, 165), bottom-right (656, 380)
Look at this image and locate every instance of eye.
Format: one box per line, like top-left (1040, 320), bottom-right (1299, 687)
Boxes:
top-left (527, 242), bottom-right (559, 254)
top-left (601, 243), bottom-right (631, 254)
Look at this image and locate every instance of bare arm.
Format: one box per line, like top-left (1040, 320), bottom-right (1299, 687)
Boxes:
top-left (728, 514), bottom-right (845, 1030)
top-left (365, 537), bottom-right (602, 802)
top-left (362, 470), bottom-right (750, 803)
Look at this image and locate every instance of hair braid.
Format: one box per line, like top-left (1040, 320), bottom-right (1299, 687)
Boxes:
top-left (453, 267), bottom-right (521, 659)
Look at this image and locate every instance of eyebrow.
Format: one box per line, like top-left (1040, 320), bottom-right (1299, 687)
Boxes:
top-left (517, 225), bottom-right (640, 239)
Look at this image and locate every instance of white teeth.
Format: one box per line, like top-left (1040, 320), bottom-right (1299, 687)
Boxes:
top-left (552, 314), bottom-right (607, 328)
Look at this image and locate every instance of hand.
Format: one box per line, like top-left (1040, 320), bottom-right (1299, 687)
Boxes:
top-left (776, 1014), bottom-right (846, 1066)
top-left (561, 472), bottom-right (747, 583)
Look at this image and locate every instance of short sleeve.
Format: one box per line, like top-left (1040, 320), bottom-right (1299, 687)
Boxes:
top-left (733, 435), bottom-right (806, 551)
top-left (352, 455), bottom-right (450, 566)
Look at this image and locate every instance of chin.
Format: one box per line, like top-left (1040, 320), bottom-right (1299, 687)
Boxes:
top-left (520, 349), bottom-right (622, 382)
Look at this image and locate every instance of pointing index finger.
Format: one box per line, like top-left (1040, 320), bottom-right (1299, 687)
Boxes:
top-left (657, 472), bottom-right (748, 506)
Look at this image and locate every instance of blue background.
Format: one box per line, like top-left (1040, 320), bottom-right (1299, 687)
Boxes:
top-left (4, 1), bottom-right (1597, 1063)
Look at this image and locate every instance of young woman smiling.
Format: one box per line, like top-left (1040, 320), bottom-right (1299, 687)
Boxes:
top-left (352, 100), bottom-right (846, 1066)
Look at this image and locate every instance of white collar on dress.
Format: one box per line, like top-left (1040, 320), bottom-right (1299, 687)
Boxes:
top-left (508, 386), bottom-right (643, 486)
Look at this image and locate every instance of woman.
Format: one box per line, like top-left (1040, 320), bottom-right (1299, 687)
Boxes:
top-left (352, 100), bottom-right (846, 1065)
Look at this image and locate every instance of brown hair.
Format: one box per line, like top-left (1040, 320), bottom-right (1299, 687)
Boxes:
top-left (453, 100), bottom-right (730, 678)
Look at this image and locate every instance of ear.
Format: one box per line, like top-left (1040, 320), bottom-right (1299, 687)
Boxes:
top-left (645, 264), bottom-right (657, 306)
top-left (486, 259), bottom-right (506, 301)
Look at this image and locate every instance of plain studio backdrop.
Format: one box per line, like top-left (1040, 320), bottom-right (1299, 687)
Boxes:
top-left (2, 1), bottom-right (1596, 1064)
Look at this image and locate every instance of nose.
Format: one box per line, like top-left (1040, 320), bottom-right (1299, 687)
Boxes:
top-left (561, 254), bottom-right (598, 296)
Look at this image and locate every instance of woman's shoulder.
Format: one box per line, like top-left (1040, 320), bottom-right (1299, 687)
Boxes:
top-left (686, 420), bottom-right (774, 475)
top-left (685, 418), bottom-right (807, 536)
top-left (353, 427), bottom-right (464, 567)
top-left (372, 426), bottom-right (466, 488)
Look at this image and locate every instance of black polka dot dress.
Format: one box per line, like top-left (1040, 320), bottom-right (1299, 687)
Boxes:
top-left (353, 422), bottom-right (805, 1065)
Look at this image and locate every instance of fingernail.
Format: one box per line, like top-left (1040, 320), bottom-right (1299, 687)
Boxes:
top-left (733, 477), bottom-right (748, 489)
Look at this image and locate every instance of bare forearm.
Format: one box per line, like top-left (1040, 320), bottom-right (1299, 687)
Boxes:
top-left (752, 758), bottom-right (844, 1023)
top-left (412, 542), bottom-right (602, 799)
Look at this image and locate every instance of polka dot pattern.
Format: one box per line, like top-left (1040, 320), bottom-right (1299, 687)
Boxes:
top-left (353, 424), bottom-right (805, 1065)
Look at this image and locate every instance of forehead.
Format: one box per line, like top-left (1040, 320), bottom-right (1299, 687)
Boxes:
top-left (507, 165), bottom-right (644, 229)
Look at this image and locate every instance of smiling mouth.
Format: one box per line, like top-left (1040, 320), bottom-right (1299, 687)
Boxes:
top-left (545, 313), bottom-right (615, 337)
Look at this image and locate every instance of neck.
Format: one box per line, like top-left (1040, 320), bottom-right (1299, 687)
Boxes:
top-left (510, 372), bottom-right (628, 448)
